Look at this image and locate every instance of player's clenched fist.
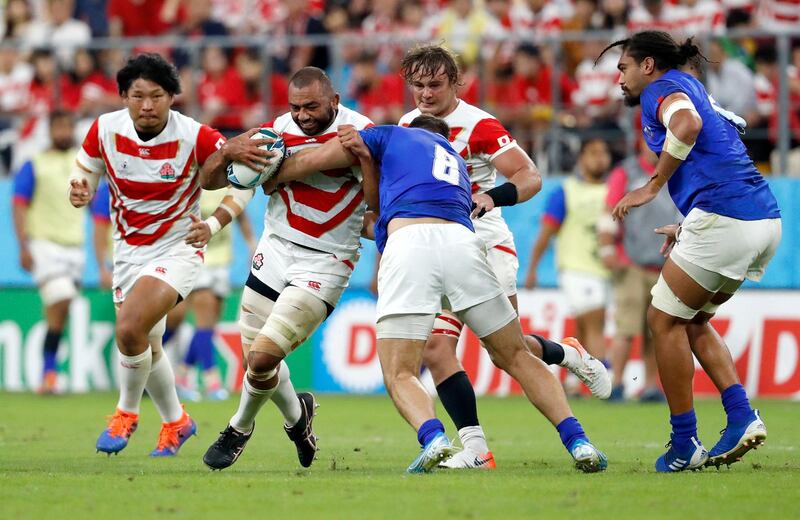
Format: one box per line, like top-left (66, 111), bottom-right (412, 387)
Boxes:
top-left (69, 178), bottom-right (92, 208)
top-left (338, 124), bottom-right (370, 159)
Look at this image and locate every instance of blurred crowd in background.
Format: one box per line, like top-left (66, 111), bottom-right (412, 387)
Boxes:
top-left (0, 0), bottom-right (799, 177)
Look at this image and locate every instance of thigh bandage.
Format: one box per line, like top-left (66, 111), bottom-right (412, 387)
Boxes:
top-left (650, 274), bottom-right (698, 320)
top-left (40, 276), bottom-right (78, 306)
top-left (431, 313), bottom-right (463, 339)
top-left (376, 313), bottom-right (436, 340)
top-left (258, 286), bottom-right (327, 355)
top-left (238, 286), bottom-right (275, 346)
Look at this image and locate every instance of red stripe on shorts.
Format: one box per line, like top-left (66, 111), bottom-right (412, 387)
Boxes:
top-left (493, 244), bottom-right (517, 257)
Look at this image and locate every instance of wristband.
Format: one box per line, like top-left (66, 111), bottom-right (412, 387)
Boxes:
top-left (485, 183), bottom-right (518, 207)
top-left (205, 216), bottom-right (222, 236)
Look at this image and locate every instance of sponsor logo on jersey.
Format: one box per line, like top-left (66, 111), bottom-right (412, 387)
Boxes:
top-left (643, 126), bottom-right (654, 139)
top-left (154, 266), bottom-right (167, 274)
top-left (252, 253), bottom-right (264, 270)
top-left (160, 162), bottom-right (176, 180)
top-left (139, 148), bottom-right (150, 157)
top-left (307, 281), bottom-right (321, 290)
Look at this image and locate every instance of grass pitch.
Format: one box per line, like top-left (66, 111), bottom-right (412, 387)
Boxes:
top-left (0, 393), bottom-right (797, 519)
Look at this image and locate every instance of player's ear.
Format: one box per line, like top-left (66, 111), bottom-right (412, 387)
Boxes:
top-left (642, 57), bottom-right (655, 75)
top-left (332, 92), bottom-right (340, 108)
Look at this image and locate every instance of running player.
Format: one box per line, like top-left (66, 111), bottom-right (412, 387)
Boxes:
top-left (397, 44), bottom-right (611, 469)
top-left (266, 116), bottom-right (608, 473)
top-left (12, 111), bottom-right (83, 394)
top-left (198, 67), bottom-right (373, 470)
top-left (68, 54), bottom-right (248, 457)
top-left (599, 31), bottom-right (781, 471)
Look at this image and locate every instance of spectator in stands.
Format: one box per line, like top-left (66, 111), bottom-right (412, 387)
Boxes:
top-left (524, 137), bottom-right (612, 362)
top-left (600, 0), bottom-right (629, 36)
top-left (599, 139), bottom-right (679, 402)
top-left (706, 38), bottom-right (757, 118)
top-left (755, 0), bottom-right (800, 32)
top-left (3, 0), bottom-right (35, 40)
top-left (12, 110), bottom-right (83, 394)
top-left (510, 0), bottom-right (570, 41)
top-left (235, 47), bottom-right (289, 126)
top-left (562, 0), bottom-right (604, 75)
top-left (67, 48), bottom-right (119, 119)
top-left (571, 39), bottom-right (622, 130)
top-left (172, 0), bottom-right (228, 70)
top-left (107, 0), bottom-right (182, 37)
top-left (24, 0), bottom-right (91, 68)
top-left (349, 50), bottom-right (404, 124)
top-left (0, 45), bottom-right (32, 175)
top-left (748, 45), bottom-right (779, 164)
top-left (627, 0), bottom-right (686, 33)
top-left (74, 0), bottom-right (109, 37)
top-left (503, 43), bottom-right (574, 154)
top-left (271, 0), bottom-right (329, 74)
top-left (197, 45), bottom-right (247, 133)
top-left (679, 0), bottom-right (725, 36)
top-left (420, 0), bottom-right (504, 67)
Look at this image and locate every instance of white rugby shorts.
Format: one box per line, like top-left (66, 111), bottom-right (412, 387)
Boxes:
top-left (486, 239), bottom-right (519, 297)
top-left (112, 243), bottom-right (203, 304)
top-left (376, 223), bottom-right (505, 319)
top-left (672, 208), bottom-right (782, 283)
top-left (559, 270), bottom-right (610, 316)
top-left (193, 265), bottom-right (231, 299)
top-left (248, 232), bottom-right (358, 307)
top-left (29, 239), bottom-right (85, 287)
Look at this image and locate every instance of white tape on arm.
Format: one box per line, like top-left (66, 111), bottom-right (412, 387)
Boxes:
top-left (67, 162), bottom-right (101, 195)
top-left (664, 128), bottom-right (694, 160)
top-left (220, 186), bottom-right (255, 218)
top-left (206, 216), bottom-right (222, 236)
top-left (661, 99), bottom-right (697, 128)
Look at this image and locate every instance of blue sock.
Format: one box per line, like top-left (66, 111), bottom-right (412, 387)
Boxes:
top-left (417, 418), bottom-right (445, 447)
top-left (670, 410), bottom-right (698, 451)
top-left (162, 327), bottom-right (176, 345)
top-left (43, 350), bottom-right (57, 372)
top-left (556, 416), bottom-right (588, 452)
top-left (721, 384), bottom-right (753, 424)
top-left (194, 329), bottom-right (216, 370)
top-left (183, 331), bottom-right (202, 366)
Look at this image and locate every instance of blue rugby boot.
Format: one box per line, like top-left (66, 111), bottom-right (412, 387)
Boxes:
top-left (707, 409), bottom-right (767, 468)
top-left (655, 436), bottom-right (708, 472)
top-left (406, 432), bottom-right (459, 474)
top-left (96, 408), bottom-right (139, 455)
top-left (570, 439), bottom-right (608, 473)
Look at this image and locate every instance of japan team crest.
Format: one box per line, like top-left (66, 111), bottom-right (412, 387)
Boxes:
top-left (252, 253), bottom-right (264, 270)
top-left (160, 162), bottom-right (176, 180)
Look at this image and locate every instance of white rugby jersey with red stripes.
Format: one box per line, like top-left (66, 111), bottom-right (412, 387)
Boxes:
top-left (399, 100), bottom-right (517, 252)
top-left (75, 109), bottom-right (224, 264)
top-left (262, 105), bottom-right (373, 256)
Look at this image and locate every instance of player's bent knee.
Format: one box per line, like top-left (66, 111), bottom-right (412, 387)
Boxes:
top-left (649, 274), bottom-right (698, 321)
top-left (40, 276), bottom-right (78, 307)
top-left (258, 286), bottom-right (327, 355)
top-left (246, 351), bottom-right (280, 382)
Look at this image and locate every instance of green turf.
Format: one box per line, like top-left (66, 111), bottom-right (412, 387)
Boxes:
top-left (0, 393), bottom-right (797, 519)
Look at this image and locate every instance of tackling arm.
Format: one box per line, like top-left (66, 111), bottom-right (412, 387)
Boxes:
top-left (273, 137), bottom-right (356, 185)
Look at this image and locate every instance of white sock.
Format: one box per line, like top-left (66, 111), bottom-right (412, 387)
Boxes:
top-left (230, 376), bottom-right (276, 434)
top-left (117, 347), bottom-right (152, 414)
top-left (559, 343), bottom-right (582, 368)
top-left (270, 361), bottom-right (302, 427)
top-left (146, 353), bottom-right (184, 423)
top-left (459, 425), bottom-right (489, 454)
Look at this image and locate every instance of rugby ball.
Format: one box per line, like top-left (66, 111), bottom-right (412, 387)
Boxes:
top-left (226, 127), bottom-right (285, 189)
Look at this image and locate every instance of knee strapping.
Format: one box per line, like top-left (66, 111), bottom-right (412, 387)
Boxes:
top-left (40, 276), bottom-right (77, 306)
top-left (259, 286), bottom-right (327, 354)
top-left (238, 286), bottom-right (273, 345)
top-left (247, 364), bottom-right (278, 382)
top-left (650, 274), bottom-right (698, 320)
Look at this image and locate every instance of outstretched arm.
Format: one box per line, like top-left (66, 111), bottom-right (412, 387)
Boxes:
top-left (338, 124), bottom-right (379, 210)
top-left (273, 136), bottom-right (356, 185)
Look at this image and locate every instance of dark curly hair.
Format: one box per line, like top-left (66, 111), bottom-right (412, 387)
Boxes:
top-left (596, 30), bottom-right (708, 71)
top-left (401, 44), bottom-right (462, 88)
top-left (116, 53), bottom-right (181, 96)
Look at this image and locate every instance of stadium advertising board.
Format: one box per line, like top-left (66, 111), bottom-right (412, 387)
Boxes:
top-left (1, 288), bottom-right (798, 398)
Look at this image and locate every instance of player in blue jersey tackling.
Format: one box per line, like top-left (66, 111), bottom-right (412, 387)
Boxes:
top-left (269, 115), bottom-right (608, 473)
top-left (597, 31), bottom-right (782, 472)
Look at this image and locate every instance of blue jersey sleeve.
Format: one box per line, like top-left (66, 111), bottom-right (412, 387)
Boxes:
top-left (12, 161), bottom-right (35, 204)
top-left (642, 78), bottom-right (685, 126)
top-left (359, 126), bottom-right (394, 163)
top-left (90, 181), bottom-right (111, 221)
top-left (542, 185), bottom-right (566, 226)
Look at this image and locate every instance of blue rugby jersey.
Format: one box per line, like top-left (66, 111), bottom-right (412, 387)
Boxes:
top-left (640, 69), bottom-right (779, 220)
top-left (359, 125), bottom-right (474, 253)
